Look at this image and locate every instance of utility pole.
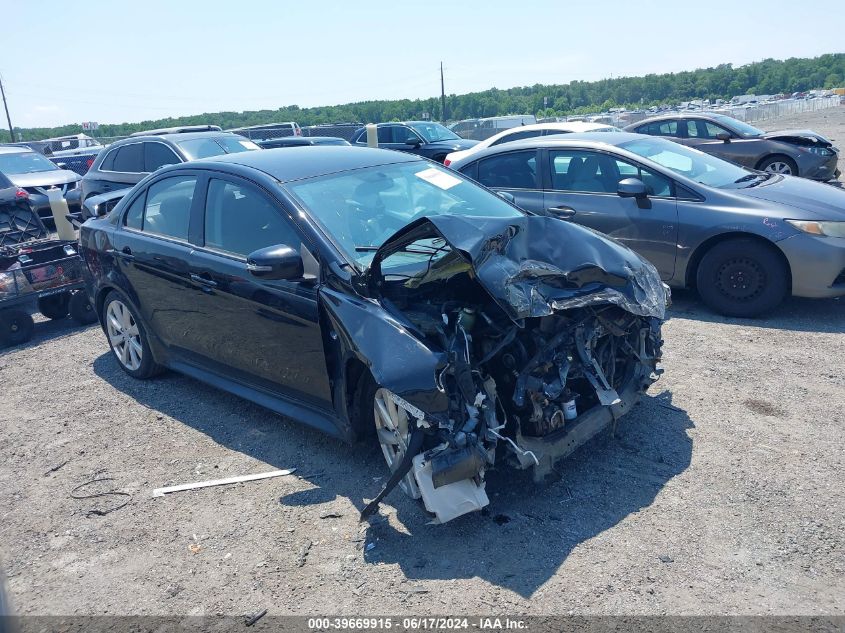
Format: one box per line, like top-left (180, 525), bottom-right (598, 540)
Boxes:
top-left (440, 62), bottom-right (447, 122)
top-left (0, 75), bottom-right (14, 142)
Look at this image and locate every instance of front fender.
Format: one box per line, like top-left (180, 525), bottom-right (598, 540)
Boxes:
top-left (319, 286), bottom-right (448, 417)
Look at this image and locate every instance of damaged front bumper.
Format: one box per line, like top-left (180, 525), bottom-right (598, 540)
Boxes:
top-left (355, 215), bottom-right (669, 524)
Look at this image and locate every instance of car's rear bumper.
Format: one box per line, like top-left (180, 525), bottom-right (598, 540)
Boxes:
top-left (779, 233), bottom-right (845, 297)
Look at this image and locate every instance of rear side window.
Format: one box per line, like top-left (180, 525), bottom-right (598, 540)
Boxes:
top-left (100, 148), bottom-right (117, 171)
top-left (477, 151), bottom-right (537, 189)
top-left (203, 179), bottom-right (300, 257)
top-left (490, 129), bottom-right (543, 146)
top-left (112, 144), bottom-right (144, 172)
top-left (144, 143), bottom-right (180, 172)
top-left (142, 176), bottom-right (196, 241)
top-left (642, 121), bottom-right (678, 137)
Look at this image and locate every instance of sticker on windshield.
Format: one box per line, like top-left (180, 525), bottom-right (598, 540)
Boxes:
top-left (415, 167), bottom-right (461, 190)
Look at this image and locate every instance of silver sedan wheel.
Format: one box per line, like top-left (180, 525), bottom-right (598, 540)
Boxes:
top-left (764, 161), bottom-right (793, 175)
top-left (106, 299), bottom-right (143, 371)
top-left (373, 388), bottom-right (421, 499)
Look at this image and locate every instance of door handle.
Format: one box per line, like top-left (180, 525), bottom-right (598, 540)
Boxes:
top-left (118, 246), bottom-right (135, 261)
top-left (547, 205), bottom-right (576, 218)
top-left (190, 273), bottom-right (218, 287)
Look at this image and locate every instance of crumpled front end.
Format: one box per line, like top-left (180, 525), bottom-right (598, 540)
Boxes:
top-left (360, 215), bottom-right (668, 523)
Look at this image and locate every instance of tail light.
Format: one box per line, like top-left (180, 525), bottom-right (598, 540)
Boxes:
top-left (443, 158), bottom-right (452, 167)
top-left (15, 188), bottom-right (29, 200)
top-left (86, 158), bottom-right (94, 168)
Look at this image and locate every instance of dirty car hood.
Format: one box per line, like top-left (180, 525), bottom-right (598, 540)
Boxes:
top-left (733, 175), bottom-right (845, 219)
top-left (370, 215), bottom-right (667, 321)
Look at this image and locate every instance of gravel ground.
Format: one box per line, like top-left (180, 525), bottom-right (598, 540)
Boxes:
top-left (1, 108), bottom-right (844, 618)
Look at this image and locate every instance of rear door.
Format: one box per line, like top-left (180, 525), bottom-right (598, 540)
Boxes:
top-left (184, 174), bottom-right (333, 408)
top-left (473, 150), bottom-right (545, 211)
top-left (98, 142), bottom-right (146, 191)
top-left (540, 148), bottom-right (678, 279)
top-left (110, 173), bottom-right (201, 350)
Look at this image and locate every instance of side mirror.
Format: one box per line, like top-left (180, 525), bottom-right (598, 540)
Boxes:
top-left (246, 244), bottom-right (303, 281)
top-left (405, 137), bottom-right (422, 147)
top-left (497, 191), bottom-right (516, 203)
top-left (617, 178), bottom-right (648, 199)
top-left (716, 131), bottom-right (731, 142)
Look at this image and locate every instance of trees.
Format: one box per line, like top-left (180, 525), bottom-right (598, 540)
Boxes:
top-left (9, 53), bottom-right (843, 142)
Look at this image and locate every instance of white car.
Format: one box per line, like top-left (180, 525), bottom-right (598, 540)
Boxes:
top-left (443, 121), bottom-right (621, 166)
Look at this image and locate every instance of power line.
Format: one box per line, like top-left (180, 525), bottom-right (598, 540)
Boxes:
top-left (0, 74), bottom-right (15, 141)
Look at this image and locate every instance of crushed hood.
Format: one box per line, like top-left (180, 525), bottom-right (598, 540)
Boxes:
top-left (761, 129), bottom-right (834, 146)
top-left (370, 215), bottom-right (668, 321)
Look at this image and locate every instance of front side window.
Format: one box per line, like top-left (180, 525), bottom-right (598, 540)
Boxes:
top-left (477, 151), bottom-right (537, 189)
top-left (124, 193), bottom-right (145, 230)
top-left (204, 179), bottom-right (299, 258)
top-left (141, 176), bottom-right (196, 240)
top-left (112, 143), bottom-right (144, 172)
top-left (144, 143), bottom-right (180, 172)
top-left (700, 121), bottom-right (732, 139)
top-left (549, 150), bottom-right (672, 196)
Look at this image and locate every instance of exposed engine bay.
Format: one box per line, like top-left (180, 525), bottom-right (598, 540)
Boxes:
top-left (359, 215), bottom-right (667, 524)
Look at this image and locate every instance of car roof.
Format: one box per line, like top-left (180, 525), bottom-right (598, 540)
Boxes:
top-left (194, 145), bottom-right (421, 182)
top-left (632, 112), bottom-right (727, 124)
top-left (452, 132), bottom-right (644, 164)
top-left (115, 131), bottom-right (247, 144)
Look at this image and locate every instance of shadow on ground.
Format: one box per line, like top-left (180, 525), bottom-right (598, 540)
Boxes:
top-left (668, 289), bottom-right (844, 334)
top-left (94, 350), bottom-right (693, 597)
top-left (0, 315), bottom-right (96, 356)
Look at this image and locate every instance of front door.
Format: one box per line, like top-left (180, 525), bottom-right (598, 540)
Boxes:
top-left (184, 176), bottom-right (332, 408)
top-left (541, 148), bottom-right (679, 280)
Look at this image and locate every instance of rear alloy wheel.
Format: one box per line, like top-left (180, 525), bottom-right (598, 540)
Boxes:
top-left (759, 155), bottom-right (798, 176)
top-left (103, 292), bottom-right (162, 378)
top-left (696, 238), bottom-right (788, 317)
top-left (37, 293), bottom-right (70, 320)
top-left (373, 387), bottom-right (422, 499)
top-left (0, 309), bottom-right (35, 347)
top-left (69, 290), bottom-right (98, 325)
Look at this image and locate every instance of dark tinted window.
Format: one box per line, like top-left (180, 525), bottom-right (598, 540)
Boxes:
top-left (144, 143), bottom-right (180, 171)
top-left (458, 162), bottom-right (477, 181)
top-left (100, 148), bottom-right (117, 171)
top-left (124, 193), bottom-right (145, 230)
top-left (204, 179), bottom-right (299, 257)
top-left (477, 151), bottom-right (537, 189)
top-left (142, 176), bottom-right (196, 240)
top-left (112, 143), bottom-right (144, 172)
top-left (641, 120), bottom-right (678, 137)
top-left (490, 129), bottom-right (543, 146)
top-left (377, 126), bottom-right (393, 143)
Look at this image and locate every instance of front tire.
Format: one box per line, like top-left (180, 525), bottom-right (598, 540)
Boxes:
top-left (696, 238), bottom-right (788, 317)
top-left (102, 291), bottom-right (163, 378)
top-left (758, 155), bottom-right (798, 176)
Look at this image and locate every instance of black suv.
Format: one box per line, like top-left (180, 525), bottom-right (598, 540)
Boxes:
top-left (79, 127), bottom-right (260, 209)
top-left (350, 121), bottom-right (478, 163)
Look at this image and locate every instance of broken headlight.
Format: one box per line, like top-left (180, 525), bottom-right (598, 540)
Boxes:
top-left (786, 220), bottom-right (845, 238)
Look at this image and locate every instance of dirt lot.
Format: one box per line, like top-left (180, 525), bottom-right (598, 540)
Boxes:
top-left (1, 108), bottom-right (844, 618)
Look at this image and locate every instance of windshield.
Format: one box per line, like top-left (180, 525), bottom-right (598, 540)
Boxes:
top-left (408, 122), bottom-right (461, 143)
top-left (0, 152), bottom-right (58, 174)
top-left (177, 136), bottom-right (259, 160)
top-left (620, 137), bottom-right (755, 188)
top-left (712, 114), bottom-right (763, 137)
top-left (286, 161), bottom-right (523, 269)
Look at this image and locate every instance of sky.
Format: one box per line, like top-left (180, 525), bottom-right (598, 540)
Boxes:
top-left (2, 0), bottom-right (843, 129)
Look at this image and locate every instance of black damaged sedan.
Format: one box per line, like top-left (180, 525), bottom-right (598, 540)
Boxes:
top-left (79, 147), bottom-right (667, 523)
